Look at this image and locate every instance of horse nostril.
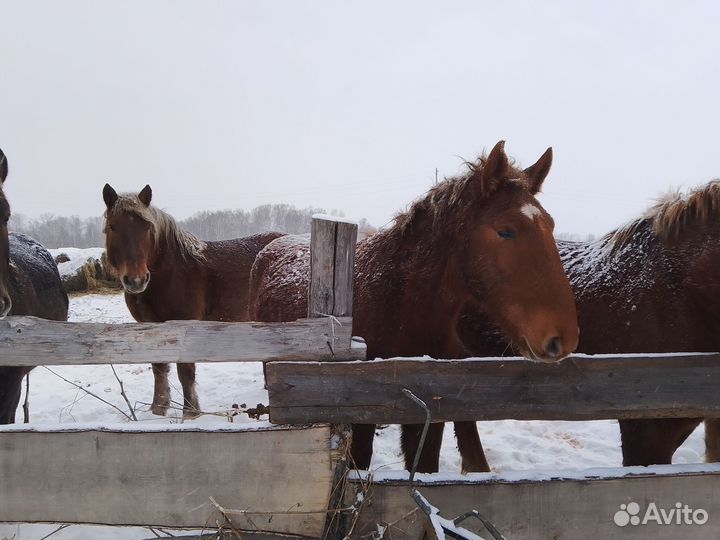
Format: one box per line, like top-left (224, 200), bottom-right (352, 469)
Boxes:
top-left (544, 336), bottom-right (562, 358)
top-left (122, 275), bottom-right (131, 286)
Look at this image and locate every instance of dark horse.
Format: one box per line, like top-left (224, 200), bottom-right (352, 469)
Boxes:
top-left (558, 181), bottom-right (720, 466)
top-left (250, 141), bottom-right (579, 472)
top-left (102, 184), bottom-right (282, 418)
top-left (0, 148), bottom-right (69, 423)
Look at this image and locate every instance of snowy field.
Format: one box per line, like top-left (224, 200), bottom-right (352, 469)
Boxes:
top-left (0, 292), bottom-right (707, 540)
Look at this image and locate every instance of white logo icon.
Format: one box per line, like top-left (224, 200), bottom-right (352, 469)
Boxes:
top-left (614, 502), bottom-right (641, 526)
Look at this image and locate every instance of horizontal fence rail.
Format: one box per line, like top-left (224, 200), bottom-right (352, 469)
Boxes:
top-left (0, 315), bottom-right (365, 366)
top-left (266, 353), bottom-right (720, 424)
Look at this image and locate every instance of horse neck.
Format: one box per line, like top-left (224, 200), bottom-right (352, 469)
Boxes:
top-left (148, 228), bottom-right (193, 277)
top-left (355, 230), bottom-right (468, 358)
top-left (670, 227), bottom-right (720, 326)
top-left (563, 229), bottom-right (719, 352)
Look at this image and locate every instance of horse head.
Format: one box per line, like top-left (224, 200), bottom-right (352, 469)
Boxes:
top-left (456, 141), bottom-right (578, 361)
top-left (102, 183), bottom-right (154, 294)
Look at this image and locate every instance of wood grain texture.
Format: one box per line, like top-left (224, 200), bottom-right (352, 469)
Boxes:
top-left (332, 221), bottom-right (357, 318)
top-left (308, 216), bottom-right (358, 319)
top-left (266, 353), bottom-right (720, 423)
top-left (0, 425), bottom-right (333, 537)
top-left (345, 467), bottom-right (720, 539)
top-left (309, 218), bottom-right (337, 318)
top-left (0, 315), bottom-right (364, 366)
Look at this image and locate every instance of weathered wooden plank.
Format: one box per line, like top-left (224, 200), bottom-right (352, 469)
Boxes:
top-left (345, 466), bottom-right (720, 539)
top-left (266, 353), bottom-right (720, 423)
top-left (308, 215), bottom-right (358, 319)
top-left (332, 220), bottom-right (357, 318)
top-left (0, 315), bottom-right (362, 366)
top-left (0, 424), bottom-right (334, 537)
top-left (309, 216), bottom-right (337, 318)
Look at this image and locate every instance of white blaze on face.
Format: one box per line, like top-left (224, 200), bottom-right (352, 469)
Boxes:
top-left (520, 203), bottom-right (542, 221)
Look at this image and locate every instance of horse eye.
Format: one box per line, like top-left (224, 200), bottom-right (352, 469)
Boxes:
top-left (497, 229), bottom-right (516, 240)
top-left (2, 217), bottom-right (9, 225)
top-left (108, 224), bottom-right (115, 232)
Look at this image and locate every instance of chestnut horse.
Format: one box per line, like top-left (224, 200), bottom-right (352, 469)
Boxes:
top-left (250, 141), bottom-right (579, 472)
top-left (0, 148), bottom-right (69, 423)
top-left (102, 184), bottom-right (283, 417)
top-left (557, 181), bottom-right (720, 466)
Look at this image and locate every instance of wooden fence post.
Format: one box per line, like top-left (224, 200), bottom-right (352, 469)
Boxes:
top-left (308, 215), bottom-right (359, 540)
top-left (309, 214), bottom-right (357, 318)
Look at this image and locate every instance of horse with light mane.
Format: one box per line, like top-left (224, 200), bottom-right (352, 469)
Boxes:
top-left (102, 184), bottom-right (283, 418)
top-left (558, 181), bottom-right (720, 466)
top-left (0, 148), bottom-right (68, 423)
top-left (250, 141), bottom-right (579, 472)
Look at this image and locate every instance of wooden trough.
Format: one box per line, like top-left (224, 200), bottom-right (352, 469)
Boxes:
top-left (0, 423), bottom-right (336, 537)
top-left (2, 215), bottom-right (720, 539)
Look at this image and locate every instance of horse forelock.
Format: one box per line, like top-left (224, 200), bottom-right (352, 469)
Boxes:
top-left (606, 180), bottom-right (720, 251)
top-left (105, 194), bottom-right (206, 263)
top-left (391, 154), bottom-right (526, 245)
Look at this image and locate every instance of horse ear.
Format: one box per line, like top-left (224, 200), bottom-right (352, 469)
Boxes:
top-left (103, 183), bottom-right (118, 209)
top-left (477, 140), bottom-right (509, 194)
top-left (524, 147), bottom-right (553, 194)
top-left (0, 149), bottom-right (7, 185)
top-left (138, 184), bottom-right (152, 207)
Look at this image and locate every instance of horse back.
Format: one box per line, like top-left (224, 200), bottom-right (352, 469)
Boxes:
top-left (249, 234), bottom-right (311, 322)
top-left (8, 232), bottom-right (68, 321)
top-left (199, 231), bottom-right (286, 321)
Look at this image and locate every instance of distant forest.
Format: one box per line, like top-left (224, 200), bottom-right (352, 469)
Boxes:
top-left (10, 205), bottom-right (593, 249)
top-left (10, 204), bottom-right (377, 249)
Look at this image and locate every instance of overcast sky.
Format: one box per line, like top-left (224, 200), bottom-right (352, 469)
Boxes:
top-left (1, 1), bottom-right (719, 235)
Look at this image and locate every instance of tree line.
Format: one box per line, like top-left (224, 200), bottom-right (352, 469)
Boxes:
top-left (10, 204), bottom-right (375, 249)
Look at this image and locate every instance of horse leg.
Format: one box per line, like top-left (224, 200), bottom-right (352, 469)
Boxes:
top-left (454, 421), bottom-right (491, 473)
top-left (177, 363), bottom-right (200, 419)
top-left (704, 419), bottom-right (720, 462)
top-left (401, 423), bottom-right (444, 473)
top-left (350, 424), bottom-right (376, 469)
top-left (620, 418), bottom-right (701, 466)
top-left (0, 367), bottom-right (25, 424)
top-left (151, 363), bottom-right (171, 416)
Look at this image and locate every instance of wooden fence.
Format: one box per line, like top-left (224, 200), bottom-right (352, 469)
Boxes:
top-left (1, 215), bottom-right (720, 540)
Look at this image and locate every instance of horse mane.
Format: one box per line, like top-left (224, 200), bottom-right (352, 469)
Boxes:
top-left (105, 194), bottom-right (207, 262)
top-left (608, 180), bottom-right (720, 250)
top-left (391, 154), bottom-right (526, 242)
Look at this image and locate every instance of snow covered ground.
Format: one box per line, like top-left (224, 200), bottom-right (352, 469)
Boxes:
top-left (0, 292), bottom-right (707, 539)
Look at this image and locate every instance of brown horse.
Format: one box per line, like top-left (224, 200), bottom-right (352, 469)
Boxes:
top-left (0, 148), bottom-right (69, 423)
top-left (557, 181), bottom-right (720, 466)
top-left (102, 184), bottom-right (283, 418)
top-left (250, 141), bottom-right (579, 472)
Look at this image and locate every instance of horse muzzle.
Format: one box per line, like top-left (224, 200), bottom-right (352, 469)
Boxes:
top-left (121, 274), bottom-right (150, 294)
top-left (521, 330), bottom-right (578, 363)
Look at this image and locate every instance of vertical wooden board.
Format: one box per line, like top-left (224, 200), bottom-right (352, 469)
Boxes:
top-left (0, 425), bottom-right (333, 537)
top-left (332, 221), bottom-right (357, 318)
top-left (346, 468), bottom-right (720, 539)
top-left (309, 218), bottom-right (337, 318)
